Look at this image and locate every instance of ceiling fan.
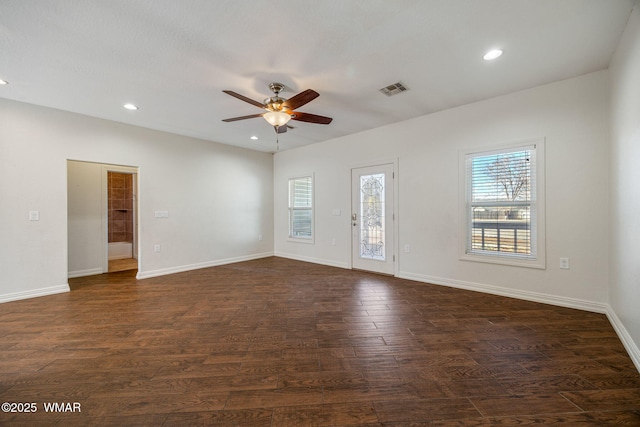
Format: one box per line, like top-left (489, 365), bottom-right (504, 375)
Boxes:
top-left (222, 82), bottom-right (332, 134)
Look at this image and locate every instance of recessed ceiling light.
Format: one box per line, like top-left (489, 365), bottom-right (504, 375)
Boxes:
top-left (483, 49), bottom-right (503, 61)
top-left (123, 103), bottom-right (138, 111)
top-left (250, 136), bottom-right (258, 140)
top-left (0, 79), bottom-right (8, 85)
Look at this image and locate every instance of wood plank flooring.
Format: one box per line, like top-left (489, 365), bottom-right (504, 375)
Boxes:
top-left (108, 257), bottom-right (138, 273)
top-left (1, 257), bottom-right (639, 426)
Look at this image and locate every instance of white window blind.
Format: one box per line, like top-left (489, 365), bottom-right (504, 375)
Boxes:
top-left (465, 145), bottom-right (537, 259)
top-left (289, 176), bottom-right (313, 239)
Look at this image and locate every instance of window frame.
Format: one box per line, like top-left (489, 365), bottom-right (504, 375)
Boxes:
top-left (459, 139), bottom-right (546, 269)
top-left (287, 174), bottom-right (315, 244)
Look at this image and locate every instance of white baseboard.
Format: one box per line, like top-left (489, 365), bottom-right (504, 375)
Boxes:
top-left (397, 270), bottom-right (608, 314)
top-left (605, 306), bottom-right (640, 373)
top-left (68, 268), bottom-right (104, 278)
top-left (136, 252), bottom-right (274, 280)
top-left (0, 284), bottom-right (70, 303)
top-left (274, 251), bottom-right (350, 270)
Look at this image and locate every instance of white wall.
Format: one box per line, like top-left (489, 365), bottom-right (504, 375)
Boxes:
top-left (610, 3), bottom-right (640, 365)
top-left (275, 71), bottom-right (610, 310)
top-left (67, 160), bottom-right (104, 277)
top-left (0, 98), bottom-right (274, 302)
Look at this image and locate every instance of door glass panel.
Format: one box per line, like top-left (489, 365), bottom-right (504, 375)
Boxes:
top-left (359, 173), bottom-right (385, 260)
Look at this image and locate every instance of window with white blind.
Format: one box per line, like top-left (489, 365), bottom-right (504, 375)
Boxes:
top-left (460, 140), bottom-right (545, 268)
top-left (288, 175), bottom-right (314, 241)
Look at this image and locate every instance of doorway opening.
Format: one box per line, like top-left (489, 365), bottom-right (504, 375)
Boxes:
top-left (107, 171), bottom-right (137, 272)
top-left (67, 161), bottom-right (139, 278)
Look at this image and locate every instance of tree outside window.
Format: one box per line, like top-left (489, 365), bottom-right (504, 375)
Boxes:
top-left (467, 147), bottom-right (535, 257)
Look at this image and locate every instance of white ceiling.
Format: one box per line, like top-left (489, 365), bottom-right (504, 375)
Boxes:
top-left (0, 0), bottom-right (635, 152)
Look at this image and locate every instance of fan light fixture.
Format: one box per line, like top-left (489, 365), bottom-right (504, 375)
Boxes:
top-left (263, 111), bottom-right (291, 127)
top-left (222, 82), bottom-right (332, 134)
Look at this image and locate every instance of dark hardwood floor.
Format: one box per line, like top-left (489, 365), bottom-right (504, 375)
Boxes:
top-left (1, 257), bottom-right (639, 426)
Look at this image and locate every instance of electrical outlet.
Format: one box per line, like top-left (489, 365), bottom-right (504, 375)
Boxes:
top-left (404, 244), bottom-right (410, 253)
top-left (154, 244), bottom-right (161, 253)
top-left (28, 210), bottom-right (40, 221)
top-left (258, 234), bottom-right (263, 241)
top-left (560, 258), bottom-right (570, 269)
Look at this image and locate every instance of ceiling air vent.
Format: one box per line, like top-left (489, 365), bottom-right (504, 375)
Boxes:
top-left (379, 82), bottom-right (408, 96)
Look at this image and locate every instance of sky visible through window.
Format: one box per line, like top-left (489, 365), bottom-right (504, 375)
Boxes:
top-left (471, 150), bottom-right (531, 202)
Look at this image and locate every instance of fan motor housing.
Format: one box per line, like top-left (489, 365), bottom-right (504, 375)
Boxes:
top-left (264, 96), bottom-right (285, 111)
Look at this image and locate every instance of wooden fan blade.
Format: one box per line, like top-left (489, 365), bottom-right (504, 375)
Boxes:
top-left (222, 90), bottom-right (265, 108)
top-left (290, 111), bottom-right (333, 124)
top-left (282, 89), bottom-right (319, 111)
top-left (222, 113), bottom-right (264, 122)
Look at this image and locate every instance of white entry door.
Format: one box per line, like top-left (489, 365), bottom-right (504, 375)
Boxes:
top-left (351, 164), bottom-right (395, 275)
